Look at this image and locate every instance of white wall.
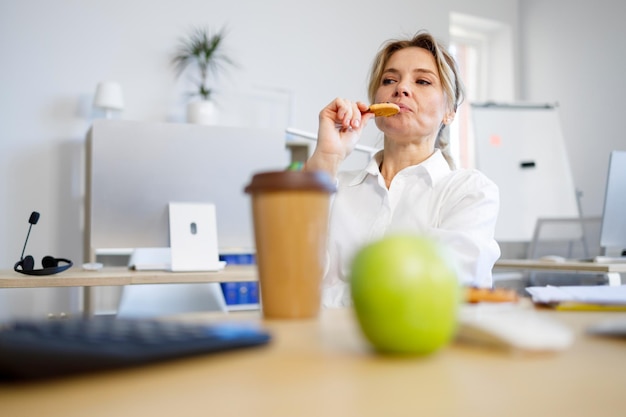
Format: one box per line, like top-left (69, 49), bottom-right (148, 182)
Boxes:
top-left (0, 0), bottom-right (518, 318)
top-left (519, 0), bottom-right (626, 216)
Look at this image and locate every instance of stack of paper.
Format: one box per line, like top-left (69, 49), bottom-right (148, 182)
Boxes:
top-left (526, 285), bottom-right (626, 310)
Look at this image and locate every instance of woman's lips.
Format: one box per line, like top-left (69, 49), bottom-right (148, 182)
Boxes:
top-left (396, 103), bottom-right (411, 112)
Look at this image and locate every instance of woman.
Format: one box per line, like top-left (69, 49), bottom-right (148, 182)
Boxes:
top-left (305, 31), bottom-right (501, 307)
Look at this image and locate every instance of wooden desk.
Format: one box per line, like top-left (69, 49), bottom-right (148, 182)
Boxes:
top-left (0, 266), bottom-right (257, 315)
top-left (495, 259), bottom-right (626, 285)
top-left (1, 306), bottom-right (625, 417)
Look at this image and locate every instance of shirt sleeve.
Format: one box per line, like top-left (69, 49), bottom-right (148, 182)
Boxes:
top-left (322, 211), bottom-right (354, 308)
top-left (432, 170), bottom-right (501, 287)
top-left (321, 178), bottom-right (353, 308)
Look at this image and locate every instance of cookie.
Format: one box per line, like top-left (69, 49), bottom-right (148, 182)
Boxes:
top-left (368, 102), bottom-right (400, 117)
top-left (465, 287), bottom-right (519, 303)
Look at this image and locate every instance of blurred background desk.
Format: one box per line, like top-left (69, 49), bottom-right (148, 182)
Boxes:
top-left (495, 259), bottom-right (626, 286)
top-left (0, 266), bottom-right (257, 316)
top-left (1, 307), bottom-right (626, 417)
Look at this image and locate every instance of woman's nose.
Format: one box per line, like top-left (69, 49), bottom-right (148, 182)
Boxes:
top-left (394, 83), bottom-right (410, 97)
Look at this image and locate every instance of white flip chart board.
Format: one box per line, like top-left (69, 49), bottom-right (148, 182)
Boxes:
top-left (472, 103), bottom-right (579, 241)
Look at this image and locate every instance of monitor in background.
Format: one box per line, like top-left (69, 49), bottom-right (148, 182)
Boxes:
top-left (86, 120), bottom-right (290, 261)
top-left (599, 150), bottom-right (626, 256)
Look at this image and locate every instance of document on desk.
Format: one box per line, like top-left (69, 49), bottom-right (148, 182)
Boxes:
top-left (526, 285), bottom-right (626, 308)
top-left (577, 256), bottom-right (626, 263)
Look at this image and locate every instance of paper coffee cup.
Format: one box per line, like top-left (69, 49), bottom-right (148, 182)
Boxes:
top-left (245, 170), bottom-right (336, 318)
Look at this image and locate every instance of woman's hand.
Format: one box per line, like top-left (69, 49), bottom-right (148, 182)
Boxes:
top-left (305, 98), bottom-right (375, 177)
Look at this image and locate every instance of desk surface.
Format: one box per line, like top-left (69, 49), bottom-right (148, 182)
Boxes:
top-left (0, 265), bottom-right (257, 289)
top-left (496, 258), bottom-right (626, 273)
top-left (2, 306), bottom-right (626, 417)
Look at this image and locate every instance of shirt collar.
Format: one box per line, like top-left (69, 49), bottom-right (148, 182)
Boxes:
top-left (348, 149), bottom-right (452, 187)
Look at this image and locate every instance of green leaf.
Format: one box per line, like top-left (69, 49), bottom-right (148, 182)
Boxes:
top-left (170, 26), bottom-right (235, 99)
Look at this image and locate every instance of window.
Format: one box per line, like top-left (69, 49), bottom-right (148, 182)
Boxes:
top-left (449, 13), bottom-right (515, 168)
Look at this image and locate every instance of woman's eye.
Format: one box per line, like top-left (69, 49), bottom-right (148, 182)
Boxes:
top-left (382, 78), bottom-right (396, 85)
top-left (416, 79), bottom-right (431, 86)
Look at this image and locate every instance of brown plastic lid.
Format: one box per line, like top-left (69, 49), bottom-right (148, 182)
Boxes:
top-left (244, 170), bottom-right (337, 194)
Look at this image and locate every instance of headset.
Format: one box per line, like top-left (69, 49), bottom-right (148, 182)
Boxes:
top-left (13, 211), bottom-right (73, 276)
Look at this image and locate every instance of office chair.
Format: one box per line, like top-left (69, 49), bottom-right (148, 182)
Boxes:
top-left (526, 216), bottom-right (603, 286)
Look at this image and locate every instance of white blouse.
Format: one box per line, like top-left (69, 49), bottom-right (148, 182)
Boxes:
top-left (322, 149), bottom-right (501, 308)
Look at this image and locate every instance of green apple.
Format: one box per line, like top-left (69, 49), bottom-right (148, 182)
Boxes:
top-left (349, 234), bottom-right (461, 355)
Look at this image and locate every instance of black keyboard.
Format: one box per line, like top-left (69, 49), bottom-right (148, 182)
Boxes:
top-left (0, 317), bottom-right (271, 381)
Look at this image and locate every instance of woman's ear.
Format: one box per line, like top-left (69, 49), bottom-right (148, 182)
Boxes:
top-left (443, 111), bottom-right (456, 125)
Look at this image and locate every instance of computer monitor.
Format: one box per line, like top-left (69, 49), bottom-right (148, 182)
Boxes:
top-left (599, 150), bottom-right (626, 256)
top-left (86, 120), bottom-right (290, 261)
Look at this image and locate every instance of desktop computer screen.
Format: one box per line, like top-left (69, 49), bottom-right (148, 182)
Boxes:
top-left (599, 150), bottom-right (626, 256)
top-left (86, 120), bottom-right (290, 260)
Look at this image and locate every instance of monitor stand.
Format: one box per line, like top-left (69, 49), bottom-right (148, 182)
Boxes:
top-left (128, 247), bottom-right (171, 271)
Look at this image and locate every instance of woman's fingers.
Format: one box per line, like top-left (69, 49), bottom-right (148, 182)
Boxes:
top-left (316, 98), bottom-right (377, 158)
top-left (328, 98), bottom-right (372, 130)
top-left (337, 100), bottom-right (360, 134)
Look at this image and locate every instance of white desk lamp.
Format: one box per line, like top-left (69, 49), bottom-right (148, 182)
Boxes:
top-left (93, 81), bottom-right (124, 119)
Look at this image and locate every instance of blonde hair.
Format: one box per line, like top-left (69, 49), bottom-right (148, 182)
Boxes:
top-left (367, 31), bottom-right (465, 169)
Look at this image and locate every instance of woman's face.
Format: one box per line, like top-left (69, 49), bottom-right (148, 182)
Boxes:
top-left (374, 47), bottom-right (450, 143)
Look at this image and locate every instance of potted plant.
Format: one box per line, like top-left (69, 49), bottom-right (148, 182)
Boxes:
top-left (171, 26), bottom-right (234, 124)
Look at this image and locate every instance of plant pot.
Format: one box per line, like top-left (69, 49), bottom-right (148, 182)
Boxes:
top-left (187, 100), bottom-right (218, 125)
